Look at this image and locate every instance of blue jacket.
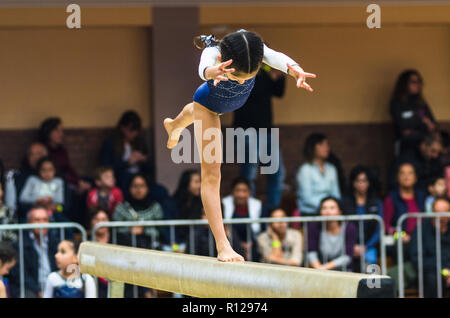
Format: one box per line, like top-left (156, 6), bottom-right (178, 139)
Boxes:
top-left (387, 187), bottom-right (426, 232)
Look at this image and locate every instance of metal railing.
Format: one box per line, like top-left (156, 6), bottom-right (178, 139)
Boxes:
top-left (0, 222), bottom-right (87, 298)
top-left (396, 212), bottom-right (450, 298)
top-left (92, 215), bottom-right (386, 298)
top-left (92, 214), bottom-right (387, 273)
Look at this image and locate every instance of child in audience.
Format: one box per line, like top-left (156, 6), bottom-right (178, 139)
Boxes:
top-left (19, 157), bottom-right (65, 213)
top-left (425, 176), bottom-right (447, 213)
top-left (86, 166), bottom-right (123, 217)
top-left (43, 240), bottom-right (97, 298)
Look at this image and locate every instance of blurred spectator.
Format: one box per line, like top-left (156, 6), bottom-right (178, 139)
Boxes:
top-left (9, 206), bottom-right (59, 298)
top-left (88, 207), bottom-right (111, 244)
top-left (100, 111), bottom-right (152, 192)
top-left (113, 174), bottom-right (163, 249)
top-left (425, 176), bottom-right (447, 213)
top-left (86, 166), bottom-right (124, 217)
top-left (297, 133), bottom-right (341, 215)
top-left (19, 157), bottom-right (70, 224)
top-left (233, 66), bottom-right (286, 210)
top-left (38, 117), bottom-right (91, 193)
top-left (390, 70), bottom-right (437, 156)
top-left (341, 165), bottom-right (383, 271)
top-left (384, 162), bottom-right (424, 294)
top-left (389, 134), bottom-right (444, 190)
top-left (0, 182), bottom-right (18, 241)
top-left (257, 208), bottom-right (302, 266)
top-left (222, 177), bottom-right (263, 260)
top-left (43, 240), bottom-right (96, 298)
top-left (88, 208), bottom-right (110, 298)
top-left (410, 198), bottom-right (450, 297)
top-left (307, 197), bottom-right (357, 271)
top-left (0, 242), bottom-right (17, 298)
top-left (384, 162), bottom-right (425, 236)
top-left (172, 169), bottom-right (202, 247)
top-left (5, 142), bottom-right (47, 217)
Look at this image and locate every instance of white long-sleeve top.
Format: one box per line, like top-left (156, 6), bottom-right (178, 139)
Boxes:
top-left (198, 43), bottom-right (298, 81)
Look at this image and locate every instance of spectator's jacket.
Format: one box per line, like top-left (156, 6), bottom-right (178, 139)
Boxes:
top-left (222, 195), bottom-right (262, 235)
top-left (86, 187), bottom-right (124, 216)
top-left (341, 195), bottom-right (383, 248)
top-left (410, 219), bottom-right (450, 273)
top-left (8, 230), bottom-right (59, 297)
top-left (389, 97), bottom-right (435, 139)
top-left (384, 187), bottom-right (426, 235)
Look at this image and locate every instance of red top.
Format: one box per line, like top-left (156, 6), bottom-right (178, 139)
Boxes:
top-left (86, 187), bottom-right (124, 216)
top-left (383, 196), bottom-right (420, 235)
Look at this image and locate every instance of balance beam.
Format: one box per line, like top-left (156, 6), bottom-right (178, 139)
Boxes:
top-left (78, 242), bottom-right (394, 298)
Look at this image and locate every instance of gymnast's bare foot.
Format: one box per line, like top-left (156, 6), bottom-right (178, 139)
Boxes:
top-left (163, 118), bottom-right (181, 149)
top-left (217, 241), bottom-right (244, 262)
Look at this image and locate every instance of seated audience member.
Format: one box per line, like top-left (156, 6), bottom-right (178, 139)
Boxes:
top-left (86, 166), bottom-right (123, 217)
top-left (170, 169), bottom-right (203, 249)
top-left (9, 206), bottom-right (59, 298)
top-left (100, 111), bottom-right (152, 192)
top-left (341, 165), bottom-right (383, 271)
top-left (5, 142), bottom-right (47, 213)
top-left (257, 208), bottom-right (302, 266)
top-left (0, 242), bottom-right (17, 298)
top-left (19, 157), bottom-right (69, 223)
top-left (0, 182), bottom-right (17, 242)
top-left (222, 177), bottom-right (263, 260)
top-left (38, 117), bottom-right (91, 193)
top-left (384, 162), bottom-right (425, 294)
top-left (89, 207), bottom-right (111, 244)
top-left (425, 176), bottom-right (447, 213)
top-left (88, 208), bottom-right (110, 298)
top-left (297, 133), bottom-right (341, 215)
top-left (113, 174), bottom-right (163, 249)
top-left (390, 69), bottom-right (437, 156)
top-left (43, 240), bottom-right (97, 298)
top-left (410, 198), bottom-right (450, 298)
top-left (389, 134), bottom-right (444, 190)
top-left (384, 162), bottom-right (425, 237)
top-left (307, 197), bottom-right (357, 271)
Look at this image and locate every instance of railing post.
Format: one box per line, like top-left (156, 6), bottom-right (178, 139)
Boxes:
top-left (109, 281), bottom-right (124, 298)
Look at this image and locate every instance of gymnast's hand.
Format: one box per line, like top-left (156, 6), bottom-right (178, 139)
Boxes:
top-left (287, 63), bottom-right (317, 92)
top-left (205, 59), bottom-right (236, 86)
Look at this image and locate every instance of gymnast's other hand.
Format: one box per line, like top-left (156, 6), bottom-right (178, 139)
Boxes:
top-left (205, 59), bottom-right (236, 86)
top-left (287, 63), bottom-right (317, 92)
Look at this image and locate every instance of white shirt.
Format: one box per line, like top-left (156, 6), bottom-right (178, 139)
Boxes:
top-left (43, 272), bottom-right (97, 298)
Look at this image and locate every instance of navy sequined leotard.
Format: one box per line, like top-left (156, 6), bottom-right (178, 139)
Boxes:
top-left (193, 30), bottom-right (299, 115)
top-left (193, 77), bottom-right (256, 115)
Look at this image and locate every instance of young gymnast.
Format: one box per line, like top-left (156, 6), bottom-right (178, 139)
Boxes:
top-left (164, 29), bottom-right (316, 262)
